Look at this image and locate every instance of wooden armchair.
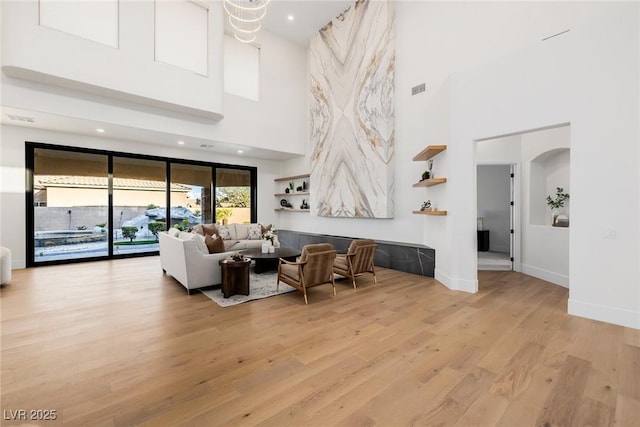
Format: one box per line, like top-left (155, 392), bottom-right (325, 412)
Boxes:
top-left (277, 243), bottom-right (337, 304)
top-left (333, 239), bottom-right (378, 289)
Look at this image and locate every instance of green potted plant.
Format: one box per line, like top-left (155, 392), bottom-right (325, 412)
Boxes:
top-left (546, 187), bottom-right (570, 226)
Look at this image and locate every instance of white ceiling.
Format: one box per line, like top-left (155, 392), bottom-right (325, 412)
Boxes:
top-left (260, 0), bottom-right (354, 46)
top-left (1, 1), bottom-right (355, 160)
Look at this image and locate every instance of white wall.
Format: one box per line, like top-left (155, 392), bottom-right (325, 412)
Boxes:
top-left (1, 1), bottom-right (308, 156)
top-left (520, 126), bottom-right (571, 287)
top-left (449, 8), bottom-right (639, 328)
top-left (0, 124), bottom-right (282, 269)
top-left (477, 165), bottom-right (511, 253)
top-left (277, 2), bottom-right (640, 328)
top-left (2, 0), bottom-right (224, 118)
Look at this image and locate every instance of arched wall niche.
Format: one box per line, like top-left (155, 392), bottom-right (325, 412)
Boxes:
top-left (530, 147), bottom-right (571, 226)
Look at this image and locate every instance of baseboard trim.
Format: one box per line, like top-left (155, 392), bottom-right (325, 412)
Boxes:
top-left (521, 263), bottom-right (568, 288)
top-left (435, 268), bottom-right (477, 293)
top-left (569, 298), bottom-right (640, 330)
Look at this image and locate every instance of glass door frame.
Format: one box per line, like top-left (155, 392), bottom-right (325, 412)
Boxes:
top-left (25, 142), bottom-right (257, 267)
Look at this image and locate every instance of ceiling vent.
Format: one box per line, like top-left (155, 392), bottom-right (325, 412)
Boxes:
top-left (7, 114), bottom-right (35, 123)
top-left (200, 144), bottom-right (215, 149)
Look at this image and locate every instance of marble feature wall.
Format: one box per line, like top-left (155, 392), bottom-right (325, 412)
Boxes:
top-left (309, 0), bottom-right (395, 218)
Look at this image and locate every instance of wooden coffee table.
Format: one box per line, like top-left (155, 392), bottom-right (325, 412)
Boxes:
top-left (241, 247), bottom-right (301, 274)
top-left (219, 258), bottom-right (251, 298)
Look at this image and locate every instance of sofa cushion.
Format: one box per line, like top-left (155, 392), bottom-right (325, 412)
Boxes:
top-left (192, 234), bottom-right (210, 255)
top-left (178, 231), bottom-right (194, 240)
top-left (205, 234), bottom-right (226, 253)
top-left (228, 239), bottom-right (263, 250)
top-left (247, 224), bottom-right (262, 240)
top-left (224, 240), bottom-right (240, 251)
top-left (234, 224), bottom-right (249, 240)
top-left (167, 228), bottom-right (180, 237)
top-left (217, 225), bottom-right (232, 240)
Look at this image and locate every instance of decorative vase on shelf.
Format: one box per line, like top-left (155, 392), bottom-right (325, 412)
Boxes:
top-left (551, 208), bottom-right (569, 227)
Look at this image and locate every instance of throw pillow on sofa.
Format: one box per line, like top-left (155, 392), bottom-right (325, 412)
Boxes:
top-left (247, 224), bottom-right (262, 240)
top-left (192, 223), bottom-right (218, 237)
top-left (205, 234), bottom-right (226, 253)
top-left (177, 232), bottom-right (209, 255)
top-left (217, 225), bottom-right (232, 240)
top-left (260, 223), bottom-right (272, 234)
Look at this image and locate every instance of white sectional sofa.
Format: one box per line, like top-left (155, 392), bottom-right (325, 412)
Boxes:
top-left (159, 223), bottom-right (277, 294)
top-left (159, 230), bottom-right (235, 294)
top-left (192, 222), bottom-right (277, 251)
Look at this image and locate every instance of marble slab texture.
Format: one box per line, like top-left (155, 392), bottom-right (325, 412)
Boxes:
top-left (309, 0), bottom-right (395, 218)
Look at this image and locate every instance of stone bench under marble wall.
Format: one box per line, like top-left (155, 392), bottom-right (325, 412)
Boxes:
top-left (276, 230), bottom-right (435, 278)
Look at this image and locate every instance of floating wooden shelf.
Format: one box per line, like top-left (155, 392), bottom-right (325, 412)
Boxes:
top-left (412, 145), bottom-right (447, 161)
top-left (412, 178), bottom-right (447, 188)
top-left (412, 210), bottom-right (447, 216)
top-left (274, 191), bottom-right (310, 197)
top-left (274, 208), bottom-right (310, 212)
top-left (274, 173), bottom-right (310, 182)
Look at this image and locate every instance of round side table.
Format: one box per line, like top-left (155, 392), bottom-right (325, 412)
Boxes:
top-left (219, 258), bottom-right (251, 298)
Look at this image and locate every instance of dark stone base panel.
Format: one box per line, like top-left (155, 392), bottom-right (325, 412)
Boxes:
top-left (276, 230), bottom-right (435, 277)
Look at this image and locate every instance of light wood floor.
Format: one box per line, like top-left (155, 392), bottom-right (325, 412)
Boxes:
top-left (1, 257), bottom-right (639, 426)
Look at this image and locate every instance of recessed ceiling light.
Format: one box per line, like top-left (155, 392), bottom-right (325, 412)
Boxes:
top-left (287, 14), bottom-right (294, 22)
top-left (177, 140), bottom-right (185, 145)
top-left (237, 150), bottom-right (244, 154)
top-left (96, 128), bottom-right (105, 133)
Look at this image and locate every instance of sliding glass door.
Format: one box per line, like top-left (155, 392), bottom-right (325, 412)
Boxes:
top-left (27, 143), bottom-right (257, 266)
top-left (170, 163), bottom-right (213, 228)
top-left (32, 148), bottom-right (109, 262)
top-left (215, 168), bottom-right (252, 225)
top-left (112, 156), bottom-right (166, 256)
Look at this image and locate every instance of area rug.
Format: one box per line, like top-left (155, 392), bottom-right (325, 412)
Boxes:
top-left (200, 270), bottom-right (296, 307)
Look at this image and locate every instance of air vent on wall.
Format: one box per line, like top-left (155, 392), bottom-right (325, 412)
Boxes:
top-left (7, 114), bottom-right (35, 123)
top-left (200, 144), bottom-right (215, 149)
top-left (411, 83), bottom-right (426, 96)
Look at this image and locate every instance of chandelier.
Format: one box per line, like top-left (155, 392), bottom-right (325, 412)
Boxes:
top-left (224, 0), bottom-right (270, 43)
